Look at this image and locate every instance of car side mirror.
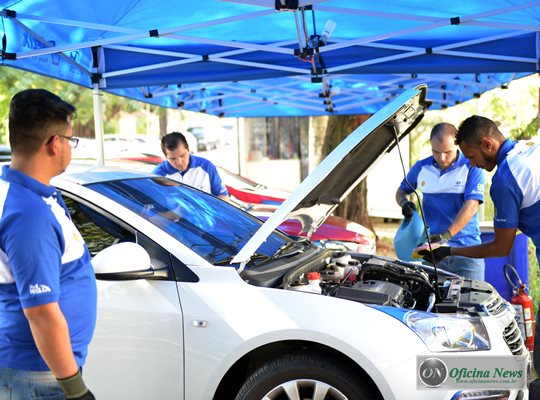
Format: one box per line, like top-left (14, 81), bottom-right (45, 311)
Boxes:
top-left (92, 242), bottom-right (155, 280)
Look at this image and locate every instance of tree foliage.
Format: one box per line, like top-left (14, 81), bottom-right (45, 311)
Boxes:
top-left (510, 116), bottom-right (540, 140)
top-left (0, 67), bottom-right (144, 141)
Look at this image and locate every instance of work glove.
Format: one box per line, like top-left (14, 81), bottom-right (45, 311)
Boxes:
top-left (57, 371), bottom-right (96, 400)
top-left (428, 229), bottom-right (452, 243)
top-left (401, 201), bottom-right (416, 219)
top-left (70, 392), bottom-right (95, 400)
top-left (416, 245), bottom-right (452, 264)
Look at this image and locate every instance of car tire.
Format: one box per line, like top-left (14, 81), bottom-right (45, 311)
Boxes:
top-left (234, 352), bottom-right (378, 400)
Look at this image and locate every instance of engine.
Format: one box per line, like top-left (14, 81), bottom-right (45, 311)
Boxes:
top-left (286, 251), bottom-right (438, 311)
top-left (285, 250), bottom-right (511, 315)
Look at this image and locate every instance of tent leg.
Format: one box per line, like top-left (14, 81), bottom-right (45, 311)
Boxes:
top-left (93, 85), bottom-right (105, 166)
top-left (237, 117), bottom-right (246, 176)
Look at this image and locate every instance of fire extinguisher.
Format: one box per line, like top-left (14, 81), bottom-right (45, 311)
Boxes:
top-left (504, 264), bottom-right (535, 351)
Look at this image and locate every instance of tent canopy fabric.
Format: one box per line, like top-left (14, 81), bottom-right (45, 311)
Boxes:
top-left (1, 0), bottom-right (539, 116)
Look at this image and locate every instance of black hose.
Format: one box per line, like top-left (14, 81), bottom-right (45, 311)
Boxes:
top-left (503, 263), bottom-right (522, 290)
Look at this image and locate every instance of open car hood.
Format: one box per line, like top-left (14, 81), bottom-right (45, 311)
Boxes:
top-left (232, 85), bottom-right (431, 266)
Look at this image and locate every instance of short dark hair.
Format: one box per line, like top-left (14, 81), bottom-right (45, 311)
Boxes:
top-left (430, 122), bottom-right (456, 141)
top-left (456, 115), bottom-right (503, 145)
top-left (160, 132), bottom-right (189, 154)
top-left (9, 89), bottom-right (76, 155)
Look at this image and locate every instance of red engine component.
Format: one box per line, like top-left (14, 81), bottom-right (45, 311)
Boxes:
top-left (505, 264), bottom-right (535, 351)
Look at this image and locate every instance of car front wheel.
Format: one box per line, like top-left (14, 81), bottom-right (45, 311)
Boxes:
top-left (234, 353), bottom-right (379, 400)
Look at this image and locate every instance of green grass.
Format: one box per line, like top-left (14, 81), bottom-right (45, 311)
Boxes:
top-left (528, 239), bottom-right (540, 301)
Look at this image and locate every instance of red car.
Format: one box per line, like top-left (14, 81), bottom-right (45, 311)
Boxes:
top-left (254, 211), bottom-right (375, 253)
top-left (219, 168), bottom-right (376, 253)
top-left (218, 167), bottom-right (289, 206)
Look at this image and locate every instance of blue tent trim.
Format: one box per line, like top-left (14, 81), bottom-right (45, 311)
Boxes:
top-left (1, 0), bottom-right (539, 116)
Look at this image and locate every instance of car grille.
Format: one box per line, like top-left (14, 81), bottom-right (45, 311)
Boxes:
top-left (485, 294), bottom-right (506, 316)
top-left (484, 292), bottom-right (526, 356)
top-left (503, 319), bottom-right (526, 355)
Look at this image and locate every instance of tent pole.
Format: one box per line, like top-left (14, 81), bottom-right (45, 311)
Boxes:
top-left (93, 84), bottom-right (105, 166)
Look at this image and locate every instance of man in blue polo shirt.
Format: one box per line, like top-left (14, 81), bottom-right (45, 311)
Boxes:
top-left (153, 131), bottom-right (229, 200)
top-left (395, 122), bottom-right (485, 280)
top-left (419, 115), bottom-right (540, 394)
top-left (0, 89), bottom-right (96, 399)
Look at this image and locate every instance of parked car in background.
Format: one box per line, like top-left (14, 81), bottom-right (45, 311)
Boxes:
top-left (250, 203), bottom-right (376, 253)
top-left (71, 135), bottom-right (163, 161)
top-left (218, 167), bottom-right (289, 205)
top-left (188, 126), bottom-right (220, 151)
top-left (220, 167), bottom-right (376, 253)
top-left (54, 86), bottom-right (526, 399)
top-left (109, 153), bottom-right (164, 166)
top-left (0, 145), bottom-right (11, 162)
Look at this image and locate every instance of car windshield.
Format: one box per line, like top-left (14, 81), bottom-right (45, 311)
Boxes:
top-left (86, 177), bottom-right (290, 265)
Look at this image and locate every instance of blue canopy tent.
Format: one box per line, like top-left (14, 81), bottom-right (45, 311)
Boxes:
top-left (1, 0), bottom-right (539, 161)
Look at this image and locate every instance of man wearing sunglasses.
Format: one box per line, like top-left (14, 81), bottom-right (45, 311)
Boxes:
top-left (0, 89), bottom-right (96, 399)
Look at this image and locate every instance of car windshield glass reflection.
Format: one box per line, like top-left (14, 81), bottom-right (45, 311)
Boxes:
top-left (86, 177), bottom-right (290, 265)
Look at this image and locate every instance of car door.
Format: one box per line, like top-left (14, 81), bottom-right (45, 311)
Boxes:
top-left (62, 194), bottom-right (185, 400)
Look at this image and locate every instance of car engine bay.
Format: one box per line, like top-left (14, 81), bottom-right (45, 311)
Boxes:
top-left (288, 251), bottom-right (496, 314)
top-left (241, 247), bottom-right (526, 356)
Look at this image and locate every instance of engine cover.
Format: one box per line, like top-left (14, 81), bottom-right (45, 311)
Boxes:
top-left (335, 280), bottom-right (405, 307)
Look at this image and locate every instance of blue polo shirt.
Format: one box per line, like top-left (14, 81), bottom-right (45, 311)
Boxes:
top-left (399, 151), bottom-right (485, 247)
top-left (491, 139), bottom-right (540, 263)
top-left (153, 154), bottom-right (228, 197)
top-left (0, 166), bottom-right (97, 371)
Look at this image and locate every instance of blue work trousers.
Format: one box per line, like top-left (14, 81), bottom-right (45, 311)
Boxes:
top-left (437, 255), bottom-right (485, 281)
top-left (0, 367), bottom-right (64, 400)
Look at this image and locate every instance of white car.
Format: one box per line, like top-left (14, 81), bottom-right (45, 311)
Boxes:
top-left (53, 85), bottom-right (527, 399)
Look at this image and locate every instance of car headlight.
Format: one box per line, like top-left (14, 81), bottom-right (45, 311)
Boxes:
top-left (406, 311), bottom-right (491, 352)
top-left (374, 307), bottom-right (491, 352)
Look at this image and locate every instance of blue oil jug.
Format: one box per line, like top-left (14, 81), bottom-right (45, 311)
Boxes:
top-left (394, 210), bottom-right (428, 261)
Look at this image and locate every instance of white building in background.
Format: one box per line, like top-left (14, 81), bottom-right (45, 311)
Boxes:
top-left (366, 143), bottom-right (409, 220)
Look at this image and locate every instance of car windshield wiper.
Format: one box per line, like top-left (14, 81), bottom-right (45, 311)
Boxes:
top-left (213, 253), bottom-right (269, 266)
top-left (272, 238), bottom-right (310, 258)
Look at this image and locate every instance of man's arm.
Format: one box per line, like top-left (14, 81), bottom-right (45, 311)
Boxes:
top-left (446, 199), bottom-right (479, 237)
top-left (396, 187), bottom-right (417, 218)
top-left (452, 226), bottom-right (517, 258)
top-left (395, 187), bottom-right (409, 207)
top-left (24, 302), bottom-right (79, 379)
top-left (208, 163), bottom-right (229, 198)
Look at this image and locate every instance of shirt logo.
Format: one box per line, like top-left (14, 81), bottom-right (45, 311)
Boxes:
top-left (421, 181), bottom-right (425, 187)
top-left (29, 284), bottom-right (52, 295)
top-left (455, 180), bottom-right (462, 185)
top-left (73, 231), bottom-right (83, 242)
top-left (494, 209), bottom-right (507, 223)
top-left (477, 183), bottom-right (485, 191)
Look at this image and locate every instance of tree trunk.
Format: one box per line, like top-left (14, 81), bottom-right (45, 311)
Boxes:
top-left (322, 114), bottom-right (376, 236)
top-left (158, 108), bottom-right (168, 136)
